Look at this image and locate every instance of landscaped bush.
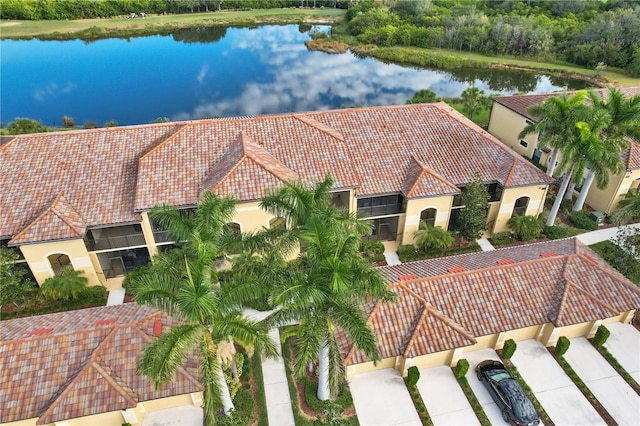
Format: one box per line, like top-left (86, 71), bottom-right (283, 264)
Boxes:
top-left (592, 325), bottom-right (611, 347)
top-left (507, 215), bottom-right (544, 241)
top-left (555, 336), bottom-right (571, 356)
top-left (397, 244), bottom-right (419, 262)
top-left (502, 339), bottom-right (517, 359)
top-left (359, 240), bottom-right (386, 263)
top-left (490, 231), bottom-right (515, 245)
top-left (454, 359), bottom-right (469, 379)
top-left (414, 222), bottom-right (454, 252)
top-left (542, 225), bottom-right (578, 240)
top-left (406, 366), bottom-right (420, 387)
top-left (567, 211), bottom-right (598, 231)
top-left (590, 240), bottom-right (640, 283)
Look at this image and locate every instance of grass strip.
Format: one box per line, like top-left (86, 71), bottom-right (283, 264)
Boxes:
top-left (454, 374), bottom-right (491, 426)
top-left (251, 351), bottom-right (269, 426)
top-left (403, 379), bottom-right (433, 426)
top-left (502, 359), bottom-right (554, 426)
top-left (589, 339), bottom-right (640, 397)
top-left (548, 349), bottom-right (616, 425)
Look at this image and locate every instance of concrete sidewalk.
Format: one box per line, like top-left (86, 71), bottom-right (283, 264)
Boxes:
top-left (261, 328), bottom-right (295, 426)
top-left (564, 337), bottom-right (640, 425)
top-left (576, 222), bottom-right (640, 245)
top-left (604, 322), bottom-right (640, 384)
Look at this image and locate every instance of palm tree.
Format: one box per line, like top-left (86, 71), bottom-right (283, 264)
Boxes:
top-left (573, 88), bottom-right (640, 211)
top-left (132, 191), bottom-right (278, 424)
top-left (519, 91), bottom-right (590, 177)
top-left (40, 267), bottom-right (88, 300)
top-left (611, 189), bottom-right (640, 224)
top-left (413, 221), bottom-right (454, 253)
top-left (261, 178), bottom-right (395, 401)
top-left (460, 86), bottom-right (491, 121)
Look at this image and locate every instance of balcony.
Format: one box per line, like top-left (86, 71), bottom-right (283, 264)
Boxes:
top-left (357, 194), bottom-right (405, 218)
top-left (86, 225), bottom-right (146, 251)
top-left (97, 248), bottom-right (150, 278)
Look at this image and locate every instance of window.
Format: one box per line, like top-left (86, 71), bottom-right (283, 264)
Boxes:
top-left (519, 140), bottom-right (528, 148)
top-left (357, 194), bottom-right (405, 217)
top-left (48, 253), bottom-right (71, 276)
top-left (486, 183), bottom-right (503, 203)
top-left (512, 197), bottom-right (529, 216)
top-left (225, 222), bottom-right (241, 235)
top-left (525, 119), bottom-right (534, 126)
top-left (269, 217), bottom-right (286, 230)
top-left (419, 208), bottom-right (437, 227)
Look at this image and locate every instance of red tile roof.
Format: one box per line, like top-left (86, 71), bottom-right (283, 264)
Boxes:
top-left (0, 304), bottom-right (201, 424)
top-left (339, 239), bottom-right (640, 365)
top-left (1, 104), bottom-right (552, 245)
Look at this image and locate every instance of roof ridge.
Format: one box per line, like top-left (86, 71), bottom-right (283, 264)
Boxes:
top-left (503, 162), bottom-right (518, 186)
top-left (208, 132), bottom-right (251, 193)
top-left (293, 114), bottom-right (345, 141)
top-left (240, 133), bottom-right (299, 183)
top-left (138, 123), bottom-right (189, 163)
top-left (344, 301), bottom-right (384, 365)
top-left (572, 252), bottom-right (640, 294)
top-left (50, 195), bottom-right (86, 236)
top-left (91, 359), bottom-right (139, 406)
top-left (413, 157), bottom-right (460, 194)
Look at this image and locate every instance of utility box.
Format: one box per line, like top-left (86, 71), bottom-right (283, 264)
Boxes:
top-left (590, 211), bottom-right (605, 226)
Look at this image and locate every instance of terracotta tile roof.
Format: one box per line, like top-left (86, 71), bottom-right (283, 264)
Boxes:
top-left (0, 304), bottom-right (202, 424)
top-left (2, 104), bottom-right (551, 244)
top-left (9, 194), bottom-right (86, 245)
top-left (339, 239), bottom-right (640, 365)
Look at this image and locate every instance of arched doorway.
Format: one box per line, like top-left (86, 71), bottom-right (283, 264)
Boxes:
top-left (48, 253), bottom-right (71, 276)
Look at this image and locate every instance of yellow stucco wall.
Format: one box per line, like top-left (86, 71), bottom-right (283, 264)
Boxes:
top-left (345, 356), bottom-right (398, 379)
top-left (4, 394), bottom-right (203, 426)
top-left (488, 103), bottom-right (538, 158)
top-left (401, 195), bottom-right (454, 245)
top-left (492, 186), bottom-right (547, 233)
top-left (19, 239), bottom-right (101, 287)
top-left (585, 169), bottom-right (640, 214)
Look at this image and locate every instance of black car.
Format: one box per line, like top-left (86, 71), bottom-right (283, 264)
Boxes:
top-left (475, 360), bottom-right (540, 426)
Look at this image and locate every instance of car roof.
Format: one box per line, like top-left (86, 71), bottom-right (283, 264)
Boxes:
top-left (499, 379), bottom-right (539, 421)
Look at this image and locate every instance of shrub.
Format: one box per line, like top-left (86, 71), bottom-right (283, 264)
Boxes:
top-left (502, 339), bottom-right (517, 359)
top-left (555, 336), bottom-right (571, 356)
top-left (567, 211), bottom-right (598, 231)
top-left (41, 268), bottom-right (89, 301)
top-left (507, 215), bottom-right (544, 241)
top-left (84, 120), bottom-right (97, 129)
top-left (454, 359), bottom-right (469, 379)
top-left (592, 325), bottom-right (610, 347)
top-left (105, 120), bottom-right (118, 127)
top-left (122, 423), bottom-right (133, 426)
top-left (359, 240), bottom-right (385, 256)
top-left (397, 244), bottom-right (419, 262)
top-left (406, 366), bottom-right (420, 387)
top-left (414, 222), bottom-right (454, 252)
top-left (62, 116), bottom-right (75, 128)
top-left (542, 226), bottom-right (576, 240)
top-left (491, 231), bottom-right (515, 246)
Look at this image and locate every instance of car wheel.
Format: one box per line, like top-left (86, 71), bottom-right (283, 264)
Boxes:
top-left (501, 410), bottom-right (510, 423)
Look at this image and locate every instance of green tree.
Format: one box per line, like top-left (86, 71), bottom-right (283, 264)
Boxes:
top-left (62, 116), bottom-right (75, 128)
top-left (457, 173), bottom-right (490, 240)
top-left (611, 189), bottom-right (640, 224)
top-left (573, 88), bottom-right (640, 211)
top-left (460, 86), bottom-right (491, 121)
top-left (406, 89), bottom-right (441, 104)
top-left (0, 246), bottom-right (34, 308)
top-left (519, 91), bottom-right (590, 177)
top-left (5, 118), bottom-right (47, 135)
top-left (413, 221), bottom-right (454, 252)
top-left (261, 177), bottom-right (395, 401)
top-left (507, 214), bottom-right (543, 241)
top-left (132, 191), bottom-right (278, 424)
top-left (40, 267), bottom-right (89, 300)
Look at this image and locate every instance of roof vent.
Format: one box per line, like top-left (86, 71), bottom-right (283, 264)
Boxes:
top-left (540, 252), bottom-right (557, 258)
top-left (29, 328), bottom-right (54, 336)
top-left (398, 274), bottom-right (417, 280)
top-left (96, 318), bottom-right (117, 326)
top-left (497, 259), bottom-right (514, 265)
top-left (447, 266), bottom-right (465, 273)
top-left (153, 319), bottom-right (163, 337)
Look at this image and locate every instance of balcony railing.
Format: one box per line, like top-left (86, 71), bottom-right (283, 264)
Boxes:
top-left (152, 230), bottom-right (172, 244)
top-left (89, 233), bottom-right (146, 251)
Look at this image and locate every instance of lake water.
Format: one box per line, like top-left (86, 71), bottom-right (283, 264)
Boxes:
top-left (1, 24), bottom-right (590, 127)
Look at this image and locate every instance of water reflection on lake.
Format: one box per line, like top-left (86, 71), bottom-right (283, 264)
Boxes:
top-left (1, 25), bottom-right (589, 127)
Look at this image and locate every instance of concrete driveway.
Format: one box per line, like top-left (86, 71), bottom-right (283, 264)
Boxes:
top-left (349, 368), bottom-right (422, 426)
top-left (511, 339), bottom-right (605, 425)
top-left (564, 337), bottom-right (640, 425)
top-left (141, 405), bottom-right (202, 426)
top-left (604, 322), bottom-right (640, 383)
top-left (417, 365), bottom-right (480, 425)
top-left (462, 349), bottom-right (510, 426)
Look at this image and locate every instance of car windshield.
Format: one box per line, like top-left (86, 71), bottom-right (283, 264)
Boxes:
top-left (489, 371), bottom-right (511, 382)
top-left (500, 379), bottom-right (539, 422)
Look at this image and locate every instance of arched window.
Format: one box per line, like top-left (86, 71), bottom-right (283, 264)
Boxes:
top-left (225, 222), bottom-right (241, 235)
top-left (48, 253), bottom-right (71, 276)
top-left (419, 208), bottom-right (437, 227)
top-left (631, 178), bottom-right (640, 191)
top-left (512, 197), bottom-right (529, 216)
top-left (269, 217), bottom-right (286, 230)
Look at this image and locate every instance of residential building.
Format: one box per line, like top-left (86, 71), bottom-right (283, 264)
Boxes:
top-left (1, 103), bottom-right (552, 289)
top-left (338, 238), bottom-right (640, 378)
top-left (0, 304), bottom-right (203, 426)
top-left (488, 87), bottom-right (640, 214)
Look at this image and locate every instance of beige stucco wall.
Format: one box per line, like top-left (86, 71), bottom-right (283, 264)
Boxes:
top-left (401, 195), bottom-right (454, 245)
top-left (492, 185), bottom-right (547, 233)
top-left (19, 239), bottom-right (101, 287)
top-left (585, 169), bottom-right (640, 214)
top-left (488, 103), bottom-right (538, 158)
top-left (345, 356), bottom-right (398, 379)
top-left (4, 393), bottom-right (203, 426)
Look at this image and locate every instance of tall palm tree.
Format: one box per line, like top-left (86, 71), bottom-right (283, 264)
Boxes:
top-left (519, 91), bottom-right (590, 177)
top-left (460, 86), bottom-right (491, 121)
top-left (413, 221), bottom-right (454, 253)
top-left (611, 189), bottom-right (640, 224)
top-left (573, 88), bottom-right (640, 211)
top-left (132, 191), bottom-right (278, 424)
top-left (261, 178), bottom-right (395, 401)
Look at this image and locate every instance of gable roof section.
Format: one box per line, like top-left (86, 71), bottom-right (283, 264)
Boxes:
top-left (0, 304), bottom-right (202, 424)
top-left (339, 239), bottom-right (640, 365)
top-left (199, 132), bottom-right (300, 201)
top-left (401, 156), bottom-right (460, 198)
top-left (622, 140), bottom-right (640, 170)
top-left (9, 194), bottom-right (86, 245)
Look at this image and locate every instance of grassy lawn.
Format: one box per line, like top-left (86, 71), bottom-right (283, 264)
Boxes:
top-left (0, 9), bottom-right (345, 39)
top-left (589, 240), bottom-right (640, 284)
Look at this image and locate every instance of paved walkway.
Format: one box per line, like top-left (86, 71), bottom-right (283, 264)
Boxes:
top-left (576, 222), bottom-right (640, 245)
top-left (604, 322), bottom-right (640, 384)
top-left (476, 238), bottom-right (495, 252)
top-left (383, 251), bottom-right (402, 266)
top-left (564, 337), bottom-right (640, 425)
top-left (511, 339), bottom-right (605, 425)
top-left (106, 288), bottom-right (125, 305)
top-left (262, 328), bottom-right (295, 426)
top-left (417, 365), bottom-right (479, 425)
top-left (349, 368), bottom-right (421, 426)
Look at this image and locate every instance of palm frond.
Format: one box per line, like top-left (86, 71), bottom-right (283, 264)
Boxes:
top-left (199, 334), bottom-right (224, 426)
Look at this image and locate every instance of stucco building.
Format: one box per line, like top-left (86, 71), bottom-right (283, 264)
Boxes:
top-left (1, 103), bottom-right (552, 289)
